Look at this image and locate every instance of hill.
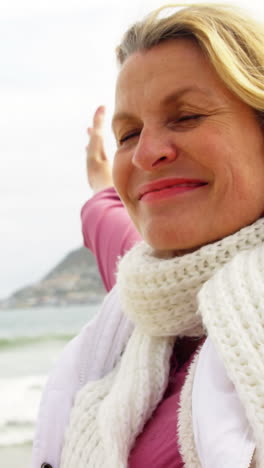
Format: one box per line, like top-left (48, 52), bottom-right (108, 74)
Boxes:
top-left (0, 247), bottom-right (105, 309)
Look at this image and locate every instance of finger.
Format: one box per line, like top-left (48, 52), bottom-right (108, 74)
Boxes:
top-left (86, 129), bottom-right (107, 161)
top-left (86, 127), bottom-right (104, 147)
top-left (87, 126), bottom-right (103, 139)
top-left (93, 105), bottom-right (105, 132)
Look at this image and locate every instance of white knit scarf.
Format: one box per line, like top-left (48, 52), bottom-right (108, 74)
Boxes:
top-left (60, 218), bottom-right (264, 468)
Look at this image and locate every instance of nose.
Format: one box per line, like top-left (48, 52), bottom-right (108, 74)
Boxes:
top-left (132, 128), bottom-right (178, 171)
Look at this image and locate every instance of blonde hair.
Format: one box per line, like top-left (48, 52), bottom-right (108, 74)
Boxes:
top-left (116, 3), bottom-right (264, 122)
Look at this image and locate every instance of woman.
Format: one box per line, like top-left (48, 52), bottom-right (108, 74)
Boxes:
top-left (33, 4), bottom-right (264, 467)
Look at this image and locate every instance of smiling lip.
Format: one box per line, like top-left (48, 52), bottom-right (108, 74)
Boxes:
top-left (138, 178), bottom-right (208, 202)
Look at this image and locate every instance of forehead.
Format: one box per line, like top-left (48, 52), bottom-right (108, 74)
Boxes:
top-left (115, 39), bottom-right (228, 111)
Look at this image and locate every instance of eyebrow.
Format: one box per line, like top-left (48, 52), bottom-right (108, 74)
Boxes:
top-left (112, 85), bottom-right (212, 131)
top-left (112, 111), bottom-right (137, 133)
top-left (162, 86), bottom-right (212, 106)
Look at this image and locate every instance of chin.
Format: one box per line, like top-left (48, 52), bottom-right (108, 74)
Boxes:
top-left (141, 221), bottom-right (224, 253)
top-left (137, 213), bottom-right (210, 252)
top-left (142, 229), bottom-right (198, 252)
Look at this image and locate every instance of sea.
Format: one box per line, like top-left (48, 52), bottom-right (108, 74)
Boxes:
top-left (0, 303), bottom-right (101, 468)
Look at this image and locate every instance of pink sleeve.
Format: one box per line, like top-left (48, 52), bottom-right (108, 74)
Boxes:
top-left (81, 187), bottom-right (141, 292)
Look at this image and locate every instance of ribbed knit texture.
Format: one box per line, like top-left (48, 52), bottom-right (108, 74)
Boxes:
top-left (199, 244), bottom-right (264, 467)
top-left (60, 218), bottom-right (264, 468)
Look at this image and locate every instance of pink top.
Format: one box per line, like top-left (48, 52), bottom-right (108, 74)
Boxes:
top-left (129, 337), bottom-right (203, 467)
top-left (81, 188), bottom-right (203, 466)
top-left (81, 187), bottom-right (141, 291)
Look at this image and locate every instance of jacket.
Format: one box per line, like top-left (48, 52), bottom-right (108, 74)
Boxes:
top-left (31, 286), bottom-right (255, 468)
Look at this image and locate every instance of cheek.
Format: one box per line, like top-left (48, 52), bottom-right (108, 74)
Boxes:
top-left (192, 129), bottom-right (234, 182)
top-left (112, 156), bottom-right (123, 192)
top-left (112, 155), bottom-right (130, 200)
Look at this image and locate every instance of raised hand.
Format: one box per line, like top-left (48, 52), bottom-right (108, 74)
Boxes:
top-left (86, 106), bottom-right (113, 193)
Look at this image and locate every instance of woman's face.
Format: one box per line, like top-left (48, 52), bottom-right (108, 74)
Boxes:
top-left (112, 39), bottom-right (264, 251)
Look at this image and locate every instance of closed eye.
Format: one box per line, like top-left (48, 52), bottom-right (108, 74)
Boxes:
top-left (119, 130), bottom-right (140, 144)
top-left (177, 114), bottom-right (204, 122)
top-left (167, 114), bottom-right (206, 131)
top-left (118, 115), bottom-right (204, 144)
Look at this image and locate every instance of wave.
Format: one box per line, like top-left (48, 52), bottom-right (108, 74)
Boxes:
top-left (0, 375), bottom-right (46, 448)
top-left (0, 427), bottom-right (33, 448)
top-left (0, 421), bottom-right (34, 447)
top-left (0, 333), bottom-right (75, 349)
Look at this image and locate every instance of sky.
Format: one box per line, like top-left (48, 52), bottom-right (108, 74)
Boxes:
top-left (1, 0), bottom-right (264, 299)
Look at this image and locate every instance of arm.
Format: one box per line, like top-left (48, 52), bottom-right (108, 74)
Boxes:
top-left (81, 188), bottom-right (141, 292)
top-left (83, 106), bottom-right (141, 291)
